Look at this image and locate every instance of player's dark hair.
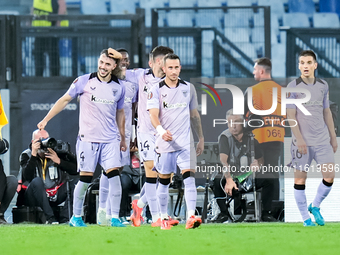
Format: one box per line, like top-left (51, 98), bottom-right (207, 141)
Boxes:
top-left (117, 48), bottom-right (129, 54)
top-left (299, 50), bottom-right (317, 62)
top-left (255, 57), bottom-right (271, 73)
top-left (100, 49), bottom-right (124, 79)
top-left (163, 53), bottom-right (181, 64)
top-left (150, 46), bottom-right (174, 61)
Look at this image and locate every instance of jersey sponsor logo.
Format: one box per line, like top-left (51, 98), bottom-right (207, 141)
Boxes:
top-left (73, 78), bottom-right (79, 84)
top-left (148, 92), bottom-right (153, 100)
top-left (124, 97), bottom-right (133, 104)
top-left (143, 85), bottom-right (149, 94)
top-left (91, 95), bottom-right (116, 104)
top-left (163, 101), bottom-right (187, 109)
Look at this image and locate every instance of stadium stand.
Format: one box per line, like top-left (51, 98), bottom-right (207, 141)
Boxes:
top-left (319, 0), bottom-right (340, 16)
top-left (288, 0), bottom-right (315, 15)
top-left (313, 12), bottom-right (340, 28)
top-left (282, 12), bottom-right (310, 27)
top-left (80, 0), bottom-right (108, 14)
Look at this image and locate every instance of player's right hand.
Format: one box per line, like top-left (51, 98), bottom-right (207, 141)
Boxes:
top-left (296, 138), bottom-right (307, 154)
top-left (224, 178), bottom-right (238, 196)
top-left (37, 120), bottom-right (47, 130)
top-left (162, 130), bottom-right (172, 141)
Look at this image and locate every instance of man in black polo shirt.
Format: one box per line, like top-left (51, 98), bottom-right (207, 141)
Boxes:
top-left (211, 109), bottom-right (277, 222)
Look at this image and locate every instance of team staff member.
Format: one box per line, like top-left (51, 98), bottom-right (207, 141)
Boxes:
top-left (147, 53), bottom-right (204, 230)
top-left (38, 48), bottom-right (127, 227)
top-left (287, 50), bottom-right (337, 226)
top-left (245, 57), bottom-right (285, 200)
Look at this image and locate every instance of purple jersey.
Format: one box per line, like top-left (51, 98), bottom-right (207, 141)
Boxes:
top-left (67, 72), bottom-right (125, 143)
top-left (147, 79), bottom-right (198, 153)
top-left (287, 77), bottom-right (330, 146)
top-left (120, 78), bottom-right (138, 141)
top-left (126, 68), bottom-right (164, 134)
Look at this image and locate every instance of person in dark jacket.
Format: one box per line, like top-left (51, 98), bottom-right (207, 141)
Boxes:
top-left (19, 129), bottom-right (78, 224)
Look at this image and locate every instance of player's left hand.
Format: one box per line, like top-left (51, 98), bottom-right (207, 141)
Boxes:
top-left (120, 140), bottom-right (127, 152)
top-left (330, 136), bottom-right (338, 153)
top-left (45, 148), bottom-right (61, 165)
top-left (196, 138), bottom-right (204, 156)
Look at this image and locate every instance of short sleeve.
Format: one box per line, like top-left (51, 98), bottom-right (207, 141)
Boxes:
top-left (189, 83), bottom-right (198, 110)
top-left (219, 135), bottom-right (230, 156)
top-left (146, 83), bottom-right (160, 110)
top-left (66, 75), bottom-right (89, 99)
top-left (117, 83), bottom-right (126, 110)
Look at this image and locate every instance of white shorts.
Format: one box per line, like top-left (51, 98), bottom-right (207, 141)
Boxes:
top-left (291, 140), bottom-right (334, 171)
top-left (154, 144), bottom-right (197, 175)
top-left (76, 137), bottom-right (121, 172)
top-left (137, 132), bottom-right (156, 162)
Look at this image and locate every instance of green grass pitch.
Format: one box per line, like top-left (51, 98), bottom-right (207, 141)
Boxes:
top-left (1, 222), bottom-right (340, 255)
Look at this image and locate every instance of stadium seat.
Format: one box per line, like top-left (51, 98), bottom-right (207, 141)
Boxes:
top-left (251, 27), bottom-right (264, 43)
top-left (224, 11), bottom-right (253, 27)
top-left (80, 0), bottom-right (108, 14)
top-left (197, 0), bottom-right (224, 7)
top-left (288, 0), bottom-right (315, 15)
top-left (0, 10), bottom-right (20, 15)
top-left (319, 0), bottom-right (340, 16)
top-left (313, 12), bottom-right (340, 28)
top-left (196, 12), bottom-right (223, 28)
top-left (282, 12), bottom-right (310, 27)
top-left (271, 43), bottom-right (286, 77)
top-left (169, 0), bottom-right (197, 7)
top-left (225, 27), bottom-right (251, 43)
top-left (227, 0), bottom-right (254, 7)
top-left (257, 0), bottom-right (285, 17)
top-left (110, 0), bottom-right (137, 14)
top-left (139, 0), bottom-right (166, 27)
top-left (167, 13), bottom-right (195, 27)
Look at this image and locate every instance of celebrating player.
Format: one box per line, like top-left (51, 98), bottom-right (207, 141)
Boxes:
top-left (147, 53), bottom-right (204, 229)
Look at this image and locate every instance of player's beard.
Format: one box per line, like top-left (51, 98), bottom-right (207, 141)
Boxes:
top-left (98, 68), bottom-right (111, 79)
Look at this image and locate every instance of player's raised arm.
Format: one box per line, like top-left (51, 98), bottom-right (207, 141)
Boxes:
top-left (37, 93), bottom-right (73, 130)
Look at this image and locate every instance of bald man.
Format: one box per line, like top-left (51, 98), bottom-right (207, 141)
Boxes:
top-left (19, 129), bottom-right (78, 224)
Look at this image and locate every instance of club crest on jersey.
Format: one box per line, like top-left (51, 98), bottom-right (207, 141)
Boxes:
top-left (162, 94), bottom-right (167, 98)
top-left (112, 89), bottom-right (118, 96)
top-left (90, 87), bottom-right (96, 90)
top-left (182, 90), bottom-right (188, 97)
top-left (148, 92), bottom-right (153, 100)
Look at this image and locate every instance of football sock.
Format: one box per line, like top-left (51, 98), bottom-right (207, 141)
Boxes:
top-left (99, 174), bottom-right (109, 209)
top-left (145, 178), bottom-right (159, 221)
top-left (294, 184), bottom-right (310, 221)
top-left (157, 178), bottom-right (171, 219)
top-left (312, 179), bottom-right (333, 208)
top-left (73, 180), bottom-right (90, 217)
top-left (183, 175), bottom-right (197, 217)
top-left (107, 171), bottom-right (121, 219)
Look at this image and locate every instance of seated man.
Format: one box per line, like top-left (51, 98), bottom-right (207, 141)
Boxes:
top-left (212, 109), bottom-right (277, 222)
top-left (0, 138), bottom-right (17, 224)
top-left (19, 129), bottom-right (78, 224)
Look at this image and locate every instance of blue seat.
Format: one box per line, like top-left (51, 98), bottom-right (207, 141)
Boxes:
top-left (319, 0), bottom-right (340, 16)
top-left (110, 0), bottom-right (137, 14)
top-left (271, 44), bottom-right (286, 78)
top-left (227, 0), bottom-right (254, 7)
top-left (80, 0), bottom-right (108, 14)
top-left (139, 0), bottom-right (166, 27)
top-left (283, 12), bottom-right (310, 27)
top-left (313, 12), bottom-right (340, 28)
top-left (197, 0), bottom-right (224, 7)
top-left (257, 0), bottom-right (285, 17)
top-left (169, 0), bottom-right (197, 7)
top-left (288, 0), bottom-right (315, 15)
